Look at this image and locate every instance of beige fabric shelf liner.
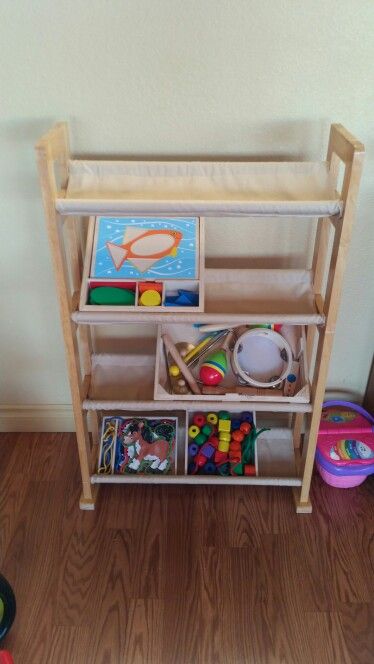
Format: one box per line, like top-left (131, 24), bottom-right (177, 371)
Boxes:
top-left (72, 269), bottom-right (322, 325)
top-left (57, 159), bottom-right (343, 216)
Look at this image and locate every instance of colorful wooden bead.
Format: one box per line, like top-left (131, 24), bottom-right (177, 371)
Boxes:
top-left (218, 440), bottom-right (230, 453)
top-left (241, 411), bottom-right (253, 423)
top-left (201, 442), bottom-right (215, 459)
top-left (232, 463), bottom-right (244, 475)
top-left (232, 418), bottom-right (241, 430)
top-left (193, 413), bottom-right (206, 427)
top-left (240, 421), bottom-right (252, 434)
top-left (196, 452), bottom-right (208, 468)
top-left (188, 443), bottom-right (199, 458)
top-left (229, 441), bottom-right (241, 452)
top-left (188, 424), bottom-right (200, 439)
top-left (218, 419), bottom-right (231, 433)
top-left (195, 432), bottom-right (207, 446)
top-left (202, 424), bottom-right (213, 436)
top-left (218, 463), bottom-right (230, 476)
top-left (219, 410), bottom-right (230, 420)
top-left (207, 412), bottom-right (218, 425)
top-left (219, 432), bottom-right (231, 443)
top-left (244, 464), bottom-right (256, 476)
top-left (214, 450), bottom-right (228, 465)
top-left (231, 429), bottom-right (245, 443)
top-left (208, 435), bottom-right (219, 447)
top-left (204, 462), bottom-right (216, 474)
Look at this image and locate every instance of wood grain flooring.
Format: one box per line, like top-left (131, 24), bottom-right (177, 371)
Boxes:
top-left (0, 432), bottom-right (373, 664)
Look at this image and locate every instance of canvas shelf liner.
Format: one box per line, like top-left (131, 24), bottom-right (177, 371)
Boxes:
top-left (57, 159), bottom-right (343, 216)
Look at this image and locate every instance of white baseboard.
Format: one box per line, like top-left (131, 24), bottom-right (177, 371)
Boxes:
top-left (0, 405), bottom-right (75, 432)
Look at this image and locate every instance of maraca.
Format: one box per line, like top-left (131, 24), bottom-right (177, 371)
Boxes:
top-left (199, 331), bottom-right (233, 386)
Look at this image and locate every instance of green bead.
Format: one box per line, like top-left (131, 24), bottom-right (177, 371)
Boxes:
top-left (202, 424), bottom-right (212, 436)
top-left (218, 410), bottom-right (230, 420)
top-left (195, 433), bottom-right (207, 446)
top-left (232, 463), bottom-right (244, 475)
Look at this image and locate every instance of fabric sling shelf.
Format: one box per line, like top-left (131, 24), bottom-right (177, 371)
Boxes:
top-left (36, 122), bottom-right (364, 512)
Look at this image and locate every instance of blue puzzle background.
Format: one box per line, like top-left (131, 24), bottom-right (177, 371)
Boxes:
top-left (91, 216), bottom-right (198, 279)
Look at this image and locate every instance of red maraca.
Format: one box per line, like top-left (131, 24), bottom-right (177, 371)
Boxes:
top-left (199, 331), bottom-right (233, 386)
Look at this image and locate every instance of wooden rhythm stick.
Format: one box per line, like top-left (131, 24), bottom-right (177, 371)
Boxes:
top-left (201, 385), bottom-right (284, 397)
top-left (162, 334), bottom-right (201, 395)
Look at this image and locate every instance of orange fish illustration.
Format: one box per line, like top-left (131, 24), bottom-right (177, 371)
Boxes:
top-left (106, 227), bottom-right (183, 273)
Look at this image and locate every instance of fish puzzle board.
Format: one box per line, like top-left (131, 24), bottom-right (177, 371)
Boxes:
top-left (79, 215), bottom-right (204, 312)
top-left (91, 216), bottom-right (199, 279)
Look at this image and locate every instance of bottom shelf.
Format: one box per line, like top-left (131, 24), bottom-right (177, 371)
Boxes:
top-left (91, 425), bottom-right (301, 486)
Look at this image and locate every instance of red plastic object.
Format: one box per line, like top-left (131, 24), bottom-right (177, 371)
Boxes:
top-left (199, 364), bottom-right (223, 386)
top-left (0, 652), bottom-right (14, 664)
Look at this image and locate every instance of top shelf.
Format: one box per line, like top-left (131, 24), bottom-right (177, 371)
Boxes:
top-left (56, 159), bottom-right (343, 217)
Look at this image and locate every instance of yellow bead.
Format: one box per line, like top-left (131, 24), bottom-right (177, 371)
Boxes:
top-left (207, 412), bottom-right (218, 425)
top-left (218, 419), bottom-right (231, 433)
top-left (218, 440), bottom-right (230, 453)
top-left (188, 425), bottom-right (200, 439)
top-left (219, 432), bottom-right (231, 442)
top-left (169, 364), bottom-right (180, 377)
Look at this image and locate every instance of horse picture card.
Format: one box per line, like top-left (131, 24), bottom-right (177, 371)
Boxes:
top-left (98, 415), bottom-right (177, 474)
top-left (90, 216), bottom-right (199, 280)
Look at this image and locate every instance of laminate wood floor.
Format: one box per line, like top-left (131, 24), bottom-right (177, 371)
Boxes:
top-left (0, 433), bottom-right (373, 664)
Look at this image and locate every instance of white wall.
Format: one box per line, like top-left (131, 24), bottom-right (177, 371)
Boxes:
top-left (1, 1), bottom-right (373, 426)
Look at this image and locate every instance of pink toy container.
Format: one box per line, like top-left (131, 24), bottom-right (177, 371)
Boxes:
top-left (316, 401), bottom-right (374, 488)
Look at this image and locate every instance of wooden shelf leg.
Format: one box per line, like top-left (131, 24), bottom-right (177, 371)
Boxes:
top-left (292, 412), bottom-right (303, 449)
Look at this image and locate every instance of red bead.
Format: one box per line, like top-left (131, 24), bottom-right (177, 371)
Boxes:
top-left (244, 464), bottom-right (256, 476)
top-left (240, 421), bottom-right (251, 434)
top-left (232, 429), bottom-right (245, 443)
top-left (208, 435), bottom-right (219, 448)
top-left (193, 413), bottom-right (206, 427)
top-left (229, 441), bottom-right (241, 452)
top-left (214, 450), bottom-right (228, 465)
top-left (196, 452), bottom-right (207, 468)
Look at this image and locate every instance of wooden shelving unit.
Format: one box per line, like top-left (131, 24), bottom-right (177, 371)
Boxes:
top-left (36, 122), bottom-right (364, 512)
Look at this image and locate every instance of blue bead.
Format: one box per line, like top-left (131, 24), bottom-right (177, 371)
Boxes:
top-left (204, 462), bottom-right (216, 474)
top-left (232, 419), bottom-right (241, 430)
top-left (188, 461), bottom-right (196, 475)
top-left (241, 411), bottom-right (254, 423)
top-left (188, 443), bottom-right (199, 458)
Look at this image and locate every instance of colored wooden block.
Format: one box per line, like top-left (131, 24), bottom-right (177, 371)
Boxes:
top-left (218, 419), bottom-right (231, 433)
top-left (218, 440), bottom-right (230, 453)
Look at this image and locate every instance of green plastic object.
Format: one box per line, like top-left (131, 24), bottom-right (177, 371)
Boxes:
top-left (89, 287), bottom-right (135, 306)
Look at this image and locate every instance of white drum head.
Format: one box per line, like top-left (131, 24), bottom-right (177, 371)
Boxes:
top-left (233, 329), bottom-right (292, 388)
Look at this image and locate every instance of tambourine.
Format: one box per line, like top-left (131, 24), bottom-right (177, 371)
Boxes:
top-left (232, 328), bottom-right (292, 388)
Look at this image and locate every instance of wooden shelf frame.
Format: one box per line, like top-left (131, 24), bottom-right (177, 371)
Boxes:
top-left (36, 122), bottom-right (364, 513)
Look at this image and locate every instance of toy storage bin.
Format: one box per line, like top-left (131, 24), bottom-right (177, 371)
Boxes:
top-left (97, 412), bottom-right (179, 476)
top-left (184, 408), bottom-right (300, 483)
top-left (79, 216), bottom-right (205, 313)
top-left (185, 407), bottom-right (257, 476)
top-left (154, 323), bottom-right (310, 403)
